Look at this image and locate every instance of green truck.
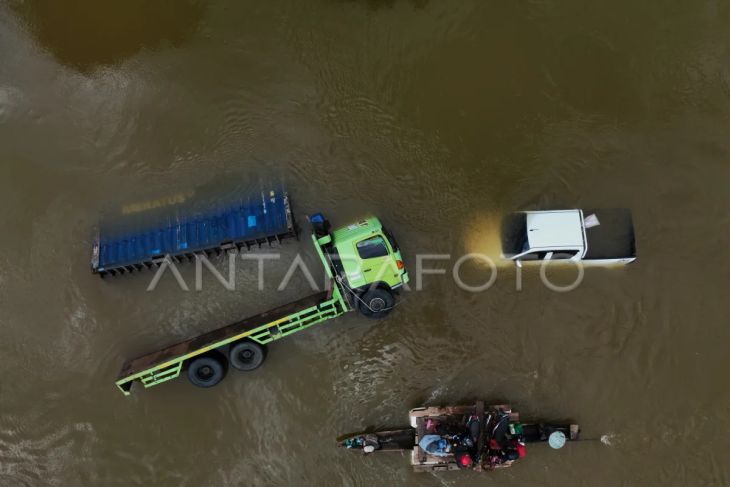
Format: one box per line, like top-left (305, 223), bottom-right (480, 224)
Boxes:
top-left (115, 212), bottom-right (409, 395)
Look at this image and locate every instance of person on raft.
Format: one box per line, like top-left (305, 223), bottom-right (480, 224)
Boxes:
top-left (418, 435), bottom-right (453, 457)
top-left (488, 438), bottom-right (526, 465)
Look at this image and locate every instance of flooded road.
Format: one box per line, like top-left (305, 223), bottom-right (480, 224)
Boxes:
top-left (1, 1), bottom-right (729, 485)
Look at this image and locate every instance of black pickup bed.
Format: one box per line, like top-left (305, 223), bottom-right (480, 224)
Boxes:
top-left (583, 208), bottom-right (636, 259)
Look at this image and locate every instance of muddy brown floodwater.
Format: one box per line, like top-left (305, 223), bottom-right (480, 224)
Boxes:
top-left (1, 1), bottom-right (729, 486)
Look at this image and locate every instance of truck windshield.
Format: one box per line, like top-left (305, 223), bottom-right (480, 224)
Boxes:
top-left (382, 226), bottom-right (400, 252)
top-left (501, 213), bottom-right (528, 255)
top-left (356, 235), bottom-right (389, 259)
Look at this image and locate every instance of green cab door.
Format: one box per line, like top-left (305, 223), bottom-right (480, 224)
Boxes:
top-left (347, 234), bottom-right (400, 289)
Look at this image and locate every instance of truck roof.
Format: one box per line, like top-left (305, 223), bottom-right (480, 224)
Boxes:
top-left (526, 210), bottom-right (584, 250)
top-left (331, 216), bottom-right (382, 245)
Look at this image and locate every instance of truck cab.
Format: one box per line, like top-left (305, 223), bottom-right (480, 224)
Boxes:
top-left (311, 215), bottom-right (408, 318)
top-left (501, 209), bottom-right (636, 267)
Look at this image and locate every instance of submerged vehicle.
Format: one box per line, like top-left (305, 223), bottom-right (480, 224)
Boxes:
top-left (501, 208), bottom-right (636, 267)
top-left (338, 402), bottom-right (579, 472)
top-left (110, 190), bottom-right (409, 395)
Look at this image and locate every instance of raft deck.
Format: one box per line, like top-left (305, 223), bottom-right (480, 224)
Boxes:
top-left (410, 403), bottom-right (518, 472)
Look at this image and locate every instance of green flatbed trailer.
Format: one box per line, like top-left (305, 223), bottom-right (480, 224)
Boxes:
top-left (116, 213), bottom-right (408, 396)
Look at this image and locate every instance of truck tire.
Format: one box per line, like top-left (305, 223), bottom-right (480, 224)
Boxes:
top-left (357, 287), bottom-right (395, 319)
top-left (229, 341), bottom-right (266, 371)
top-left (187, 356), bottom-right (226, 388)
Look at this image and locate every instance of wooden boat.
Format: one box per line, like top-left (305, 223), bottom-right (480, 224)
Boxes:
top-left (338, 401), bottom-right (580, 472)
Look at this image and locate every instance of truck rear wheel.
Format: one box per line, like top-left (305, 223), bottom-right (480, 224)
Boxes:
top-left (187, 356), bottom-right (226, 388)
top-left (357, 288), bottom-right (395, 319)
top-left (230, 341), bottom-right (266, 371)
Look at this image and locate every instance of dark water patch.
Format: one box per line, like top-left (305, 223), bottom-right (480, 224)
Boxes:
top-left (11, 0), bottom-right (205, 72)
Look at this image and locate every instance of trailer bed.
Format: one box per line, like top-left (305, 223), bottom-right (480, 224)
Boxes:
top-left (116, 286), bottom-right (346, 394)
top-left (583, 208), bottom-right (636, 259)
top-left (92, 190), bottom-right (295, 276)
